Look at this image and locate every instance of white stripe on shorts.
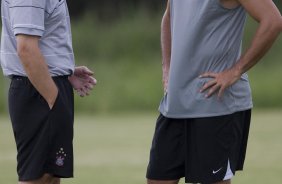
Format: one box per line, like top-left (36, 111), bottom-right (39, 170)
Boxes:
top-left (223, 160), bottom-right (234, 181)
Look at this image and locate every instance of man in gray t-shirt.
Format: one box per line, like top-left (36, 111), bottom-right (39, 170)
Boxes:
top-left (147, 0), bottom-right (282, 184)
top-left (1, 0), bottom-right (96, 183)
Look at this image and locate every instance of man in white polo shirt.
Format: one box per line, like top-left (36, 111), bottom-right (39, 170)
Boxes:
top-left (1, 0), bottom-right (96, 183)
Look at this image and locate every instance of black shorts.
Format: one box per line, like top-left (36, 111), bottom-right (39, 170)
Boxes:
top-left (8, 76), bottom-right (74, 181)
top-left (146, 110), bottom-right (251, 183)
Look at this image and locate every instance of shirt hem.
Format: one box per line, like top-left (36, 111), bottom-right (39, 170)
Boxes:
top-left (13, 27), bottom-right (44, 37)
top-left (159, 105), bottom-right (253, 119)
top-left (2, 69), bottom-right (73, 78)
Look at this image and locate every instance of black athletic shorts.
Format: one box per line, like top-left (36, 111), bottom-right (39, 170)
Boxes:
top-left (8, 76), bottom-right (74, 181)
top-left (146, 110), bottom-right (251, 184)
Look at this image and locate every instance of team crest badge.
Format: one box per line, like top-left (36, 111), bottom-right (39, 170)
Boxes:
top-left (55, 148), bottom-right (67, 167)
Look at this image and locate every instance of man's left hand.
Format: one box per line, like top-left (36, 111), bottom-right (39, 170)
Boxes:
top-left (199, 68), bottom-right (241, 98)
top-left (69, 66), bottom-right (97, 97)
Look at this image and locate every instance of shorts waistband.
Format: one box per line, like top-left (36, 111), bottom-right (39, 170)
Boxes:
top-left (11, 75), bottom-right (70, 80)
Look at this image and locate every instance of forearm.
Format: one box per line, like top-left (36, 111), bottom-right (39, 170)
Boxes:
top-left (161, 1), bottom-right (171, 88)
top-left (232, 19), bottom-right (282, 75)
top-left (17, 36), bottom-right (58, 108)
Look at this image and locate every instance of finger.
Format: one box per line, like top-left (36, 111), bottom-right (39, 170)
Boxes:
top-left (85, 83), bottom-right (94, 90)
top-left (76, 89), bottom-right (86, 97)
top-left (76, 91), bottom-right (84, 97)
top-left (80, 86), bottom-right (89, 93)
top-left (85, 90), bottom-right (90, 96)
top-left (206, 84), bottom-right (220, 98)
top-left (218, 86), bottom-right (226, 99)
top-left (200, 80), bottom-right (217, 92)
top-left (88, 76), bottom-right (97, 85)
top-left (199, 72), bottom-right (217, 78)
top-left (83, 88), bottom-right (90, 96)
top-left (80, 76), bottom-right (97, 85)
top-left (77, 90), bottom-right (85, 97)
top-left (82, 66), bottom-right (94, 76)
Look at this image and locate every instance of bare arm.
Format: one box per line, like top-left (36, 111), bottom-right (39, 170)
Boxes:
top-left (233, 0), bottom-right (282, 74)
top-left (200, 0), bottom-right (282, 98)
top-left (17, 35), bottom-right (58, 109)
top-left (162, 0), bottom-right (171, 92)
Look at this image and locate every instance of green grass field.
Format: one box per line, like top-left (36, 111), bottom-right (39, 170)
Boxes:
top-left (1, 110), bottom-right (282, 184)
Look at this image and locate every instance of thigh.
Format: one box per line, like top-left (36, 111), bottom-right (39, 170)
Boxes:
top-left (9, 77), bottom-right (51, 181)
top-left (9, 77), bottom-right (75, 181)
top-left (146, 114), bottom-right (186, 181)
top-left (44, 77), bottom-right (74, 178)
top-left (185, 110), bottom-right (251, 183)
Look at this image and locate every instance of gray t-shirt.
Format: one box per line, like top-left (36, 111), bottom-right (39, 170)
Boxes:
top-left (1, 0), bottom-right (75, 77)
top-left (159, 0), bottom-right (253, 118)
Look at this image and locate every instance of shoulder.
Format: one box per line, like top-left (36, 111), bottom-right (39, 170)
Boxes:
top-left (10, 0), bottom-right (46, 8)
top-left (45, 0), bottom-right (65, 14)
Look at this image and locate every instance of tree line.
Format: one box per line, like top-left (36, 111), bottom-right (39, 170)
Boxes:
top-left (66, 0), bottom-right (282, 19)
top-left (66, 0), bottom-right (164, 19)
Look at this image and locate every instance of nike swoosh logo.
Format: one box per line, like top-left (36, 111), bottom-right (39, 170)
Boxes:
top-left (213, 167), bottom-right (223, 174)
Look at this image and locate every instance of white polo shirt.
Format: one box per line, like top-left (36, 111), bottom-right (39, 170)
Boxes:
top-left (1, 0), bottom-right (75, 77)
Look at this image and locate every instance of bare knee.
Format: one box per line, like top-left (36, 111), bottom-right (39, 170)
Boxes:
top-left (147, 179), bottom-right (179, 184)
top-left (213, 179), bottom-right (231, 184)
top-left (19, 174), bottom-right (60, 184)
top-left (51, 177), bottom-right (60, 184)
top-left (42, 174), bottom-right (60, 184)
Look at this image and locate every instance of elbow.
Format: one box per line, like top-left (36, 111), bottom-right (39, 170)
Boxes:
top-left (277, 19), bottom-right (282, 33)
top-left (268, 16), bottom-right (282, 34)
top-left (16, 35), bottom-right (39, 62)
top-left (16, 42), bottom-right (35, 69)
top-left (260, 14), bottom-right (282, 35)
top-left (17, 42), bottom-right (32, 59)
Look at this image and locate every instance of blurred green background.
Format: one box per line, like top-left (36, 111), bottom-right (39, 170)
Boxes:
top-left (1, 0), bottom-right (282, 183)
top-left (0, 0), bottom-right (282, 113)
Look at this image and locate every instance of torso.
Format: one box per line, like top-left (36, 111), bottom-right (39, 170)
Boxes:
top-left (159, 0), bottom-right (253, 118)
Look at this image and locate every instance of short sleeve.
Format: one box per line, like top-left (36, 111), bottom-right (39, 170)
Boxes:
top-left (9, 0), bottom-right (47, 37)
